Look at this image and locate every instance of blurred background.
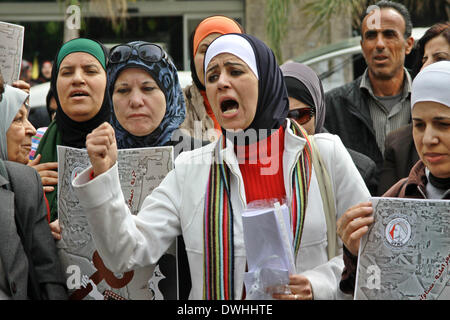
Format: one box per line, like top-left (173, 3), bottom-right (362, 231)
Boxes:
top-left (0, 0), bottom-right (448, 105)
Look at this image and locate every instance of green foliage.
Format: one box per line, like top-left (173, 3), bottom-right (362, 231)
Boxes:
top-left (147, 19), bottom-right (157, 32)
top-left (300, 0), bottom-right (449, 35)
top-left (301, 0), bottom-right (365, 33)
top-left (265, 0), bottom-right (292, 63)
top-left (45, 21), bottom-right (61, 35)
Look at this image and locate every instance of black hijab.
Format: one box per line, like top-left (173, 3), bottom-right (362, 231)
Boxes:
top-left (204, 33), bottom-right (288, 143)
top-left (51, 38), bottom-right (111, 148)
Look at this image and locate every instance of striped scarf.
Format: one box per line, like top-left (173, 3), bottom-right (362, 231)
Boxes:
top-left (203, 121), bottom-right (312, 300)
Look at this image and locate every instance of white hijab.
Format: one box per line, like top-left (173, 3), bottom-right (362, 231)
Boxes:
top-left (0, 84), bottom-right (29, 160)
top-left (204, 34), bottom-right (259, 81)
top-left (411, 60), bottom-right (450, 110)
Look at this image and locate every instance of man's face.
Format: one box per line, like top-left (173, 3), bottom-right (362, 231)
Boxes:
top-left (360, 8), bottom-right (414, 81)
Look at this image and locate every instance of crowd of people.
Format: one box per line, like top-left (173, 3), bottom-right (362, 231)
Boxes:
top-left (0, 0), bottom-right (448, 300)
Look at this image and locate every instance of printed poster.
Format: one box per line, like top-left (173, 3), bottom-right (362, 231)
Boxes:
top-left (57, 145), bottom-right (178, 300)
top-left (355, 197), bottom-right (450, 300)
top-left (0, 21), bottom-right (24, 84)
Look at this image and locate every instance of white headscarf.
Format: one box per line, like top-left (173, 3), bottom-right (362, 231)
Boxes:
top-left (204, 33), bottom-right (259, 81)
top-left (0, 84), bottom-right (29, 160)
top-left (411, 60), bottom-right (450, 110)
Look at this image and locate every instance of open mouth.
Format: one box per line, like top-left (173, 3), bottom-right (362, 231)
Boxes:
top-left (70, 91), bottom-right (89, 97)
top-left (374, 55), bottom-right (388, 62)
top-left (221, 99), bottom-right (239, 115)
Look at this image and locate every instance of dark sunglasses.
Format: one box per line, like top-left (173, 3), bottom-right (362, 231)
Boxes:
top-left (287, 107), bottom-right (315, 125)
top-left (109, 43), bottom-right (166, 64)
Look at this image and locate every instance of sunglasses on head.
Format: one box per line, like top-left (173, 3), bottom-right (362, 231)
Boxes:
top-left (287, 107), bottom-right (315, 125)
top-left (109, 43), bottom-right (166, 64)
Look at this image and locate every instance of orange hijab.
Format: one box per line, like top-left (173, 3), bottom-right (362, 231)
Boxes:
top-left (193, 16), bottom-right (243, 56)
top-left (192, 16), bottom-right (243, 132)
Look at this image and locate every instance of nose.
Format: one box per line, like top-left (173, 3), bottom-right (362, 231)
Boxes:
top-left (375, 34), bottom-right (386, 51)
top-left (423, 126), bottom-right (439, 146)
top-left (72, 68), bottom-right (86, 85)
top-left (217, 72), bottom-right (231, 90)
top-left (129, 89), bottom-right (144, 108)
top-left (25, 117), bottom-right (37, 136)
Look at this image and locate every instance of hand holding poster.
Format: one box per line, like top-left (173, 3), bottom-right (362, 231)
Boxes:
top-left (57, 145), bottom-right (178, 300)
top-left (355, 197), bottom-right (450, 300)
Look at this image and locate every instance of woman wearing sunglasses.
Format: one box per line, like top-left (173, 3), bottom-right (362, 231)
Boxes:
top-left (281, 61), bottom-right (378, 195)
top-left (179, 15), bottom-right (244, 143)
top-left (34, 38), bottom-right (111, 238)
top-left (107, 41), bottom-right (198, 299)
top-left (73, 34), bottom-right (371, 300)
top-left (107, 41), bottom-right (188, 152)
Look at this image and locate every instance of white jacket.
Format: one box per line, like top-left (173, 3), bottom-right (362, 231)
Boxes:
top-left (72, 120), bottom-right (370, 300)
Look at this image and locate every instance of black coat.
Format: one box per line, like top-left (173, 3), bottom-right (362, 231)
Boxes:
top-left (324, 76), bottom-right (384, 180)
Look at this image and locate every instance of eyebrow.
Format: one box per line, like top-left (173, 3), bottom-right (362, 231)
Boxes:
top-left (364, 29), bottom-right (398, 37)
top-left (59, 63), bottom-right (100, 71)
top-left (423, 52), bottom-right (450, 58)
top-left (115, 79), bottom-right (157, 87)
top-left (432, 52), bottom-right (450, 57)
top-left (206, 61), bottom-right (245, 74)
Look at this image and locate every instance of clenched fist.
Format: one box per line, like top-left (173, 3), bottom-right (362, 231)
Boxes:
top-left (86, 122), bottom-right (117, 177)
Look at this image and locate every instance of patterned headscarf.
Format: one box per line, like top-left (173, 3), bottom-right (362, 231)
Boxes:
top-left (107, 41), bottom-right (186, 149)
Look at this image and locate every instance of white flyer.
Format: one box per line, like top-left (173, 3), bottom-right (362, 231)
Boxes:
top-left (355, 197), bottom-right (450, 300)
top-left (242, 203), bottom-right (294, 299)
top-left (0, 21), bottom-right (24, 84)
top-left (57, 145), bottom-right (178, 300)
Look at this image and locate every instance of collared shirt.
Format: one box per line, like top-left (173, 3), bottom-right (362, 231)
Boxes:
top-left (360, 68), bottom-right (412, 155)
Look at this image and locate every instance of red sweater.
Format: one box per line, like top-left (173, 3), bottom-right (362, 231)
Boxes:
top-left (236, 126), bottom-right (286, 204)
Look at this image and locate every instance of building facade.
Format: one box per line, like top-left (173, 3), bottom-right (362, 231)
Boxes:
top-left (0, 0), bottom-right (351, 72)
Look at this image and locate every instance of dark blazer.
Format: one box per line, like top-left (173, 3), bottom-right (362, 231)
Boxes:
top-left (377, 124), bottom-right (419, 195)
top-left (0, 160), bottom-right (67, 300)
